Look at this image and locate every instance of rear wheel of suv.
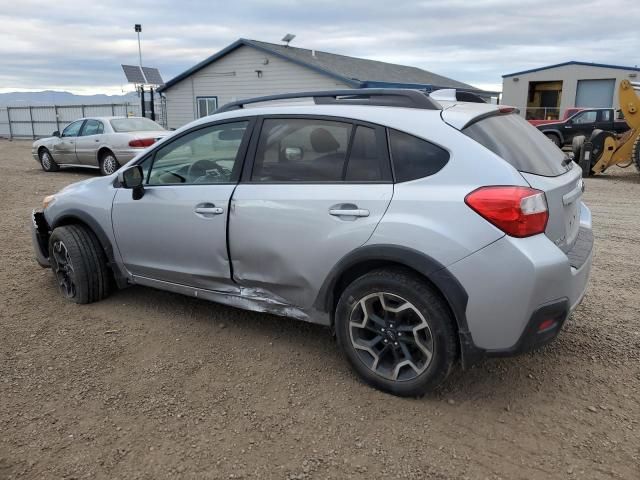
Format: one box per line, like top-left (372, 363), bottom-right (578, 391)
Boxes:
top-left (335, 268), bottom-right (457, 397)
top-left (39, 148), bottom-right (59, 172)
top-left (48, 225), bottom-right (110, 304)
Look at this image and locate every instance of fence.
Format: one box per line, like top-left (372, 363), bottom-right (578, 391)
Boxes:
top-left (0, 99), bottom-right (167, 140)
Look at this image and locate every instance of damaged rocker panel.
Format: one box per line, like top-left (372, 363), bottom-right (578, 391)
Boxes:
top-left (131, 275), bottom-right (330, 325)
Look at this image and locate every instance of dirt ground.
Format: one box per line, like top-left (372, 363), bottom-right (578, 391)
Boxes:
top-left (0, 139), bottom-right (638, 480)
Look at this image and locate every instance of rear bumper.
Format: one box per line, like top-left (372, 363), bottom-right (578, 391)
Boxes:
top-left (450, 202), bottom-right (593, 363)
top-left (112, 148), bottom-right (143, 162)
top-left (31, 210), bottom-right (50, 268)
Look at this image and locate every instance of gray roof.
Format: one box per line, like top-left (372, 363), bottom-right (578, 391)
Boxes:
top-left (159, 38), bottom-right (482, 93)
top-left (248, 40), bottom-right (477, 89)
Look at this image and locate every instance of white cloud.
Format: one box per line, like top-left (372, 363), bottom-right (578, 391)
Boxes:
top-left (1, 0), bottom-right (639, 93)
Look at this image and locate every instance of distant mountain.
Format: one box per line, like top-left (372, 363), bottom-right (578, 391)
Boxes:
top-left (0, 90), bottom-right (139, 106)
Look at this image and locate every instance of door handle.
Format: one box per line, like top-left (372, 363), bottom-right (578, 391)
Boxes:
top-left (94, 139), bottom-right (100, 142)
top-left (195, 206), bottom-right (224, 215)
top-left (329, 208), bottom-right (370, 217)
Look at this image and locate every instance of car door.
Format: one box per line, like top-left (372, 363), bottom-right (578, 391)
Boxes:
top-left (566, 110), bottom-right (597, 141)
top-left (229, 116), bottom-right (394, 310)
top-left (595, 109), bottom-right (613, 132)
top-left (53, 120), bottom-right (84, 164)
top-left (111, 119), bottom-right (254, 291)
top-left (74, 119), bottom-right (104, 165)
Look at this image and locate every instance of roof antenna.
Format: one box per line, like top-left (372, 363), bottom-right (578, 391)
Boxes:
top-left (281, 33), bottom-right (296, 47)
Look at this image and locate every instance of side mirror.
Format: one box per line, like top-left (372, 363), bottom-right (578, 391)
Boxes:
top-left (118, 165), bottom-right (145, 200)
top-left (53, 131), bottom-right (60, 137)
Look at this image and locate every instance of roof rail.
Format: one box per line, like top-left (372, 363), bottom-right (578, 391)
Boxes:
top-left (216, 88), bottom-right (442, 113)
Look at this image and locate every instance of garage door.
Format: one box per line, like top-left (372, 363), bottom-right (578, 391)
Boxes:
top-left (575, 79), bottom-right (615, 108)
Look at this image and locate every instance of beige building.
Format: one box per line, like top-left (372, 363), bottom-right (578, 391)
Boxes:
top-left (501, 61), bottom-right (640, 121)
top-left (158, 38), bottom-right (495, 129)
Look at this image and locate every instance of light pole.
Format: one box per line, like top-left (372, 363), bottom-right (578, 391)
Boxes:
top-left (134, 24), bottom-right (145, 118)
top-left (135, 24), bottom-right (142, 68)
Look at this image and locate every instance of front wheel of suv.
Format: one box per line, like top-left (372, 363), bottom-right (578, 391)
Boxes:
top-left (335, 268), bottom-right (457, 397)
top-left (48, 225), bottom-right (111, 304)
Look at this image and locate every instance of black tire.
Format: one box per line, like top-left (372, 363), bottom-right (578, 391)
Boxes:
top-left (545, 133), bottom-right (562, 148)
top-left (99, 150), bottom-right (120, 176)
top-left (579, 145), bottom-right (593, 178)
top-left (39, 148), bottom-right (60, 172)
top-left (335, 268), bottom-right (457, 397)
top-left (48, 225), bottom-right (110, 304)
top-left (572, 135), bottom-right (585, 160)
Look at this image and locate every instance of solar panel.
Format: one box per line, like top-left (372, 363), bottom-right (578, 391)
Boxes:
top-left (142, 67), bottom-right (164, 85)
top-left (121, 64), bottom-right (146, 84)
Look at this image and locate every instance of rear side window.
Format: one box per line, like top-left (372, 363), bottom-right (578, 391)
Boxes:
top-left (463, 113), bottom-right (569, 177)
top-left (388, 129), bottom-right (449, 182)
top-left (252, 118), bottom-right (352, 182)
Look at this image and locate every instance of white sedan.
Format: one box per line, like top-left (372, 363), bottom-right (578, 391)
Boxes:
top-left (32, 117), bottom-right (168, 175)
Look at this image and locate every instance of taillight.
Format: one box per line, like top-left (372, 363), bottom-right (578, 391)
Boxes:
top-left (465, 186), bottom-right (548, 238)
top-left (128, 138), bottom-right (156, 148)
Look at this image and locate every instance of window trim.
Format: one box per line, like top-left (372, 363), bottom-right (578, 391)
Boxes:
top-left (241, 114), bottom-right (393, 185)
top-left (130, 117), bottom-right (256, 187)
top-left (196, 96), bottom-right (219, 118)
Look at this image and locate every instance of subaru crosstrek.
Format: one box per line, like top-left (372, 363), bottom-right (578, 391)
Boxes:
top-left (31, 89), bottom-right (593, 397)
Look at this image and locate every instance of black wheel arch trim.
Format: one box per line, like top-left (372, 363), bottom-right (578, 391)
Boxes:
top-left (540, 129), bottom-right (564, 144)
top-left (50, 208), bottom-right (128, 288)
top-left (313, 244), bottom-right (484, 367)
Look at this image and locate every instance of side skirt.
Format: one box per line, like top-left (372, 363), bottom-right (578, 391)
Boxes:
top-left (131, 275), bottom-right (330, 325)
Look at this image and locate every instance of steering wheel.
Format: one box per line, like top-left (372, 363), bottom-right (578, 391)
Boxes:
top-left (187, 159), bottom-right (230, 182)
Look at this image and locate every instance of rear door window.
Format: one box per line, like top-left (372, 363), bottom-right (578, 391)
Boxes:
top-left (251, 118), bottom-right (352, 182)
top-left (388, 129), bottom-right (449, 182)
top-left (463, 113), bottom-right (569, 177)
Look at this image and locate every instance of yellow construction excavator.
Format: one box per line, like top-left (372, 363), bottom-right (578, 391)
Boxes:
top-left (575, 80), bottom-right (640, 177)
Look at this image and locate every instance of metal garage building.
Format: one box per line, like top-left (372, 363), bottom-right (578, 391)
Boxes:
top-left (158, 38), bottom-right (495, 129)
top-left (501, 61), bottom-right (640, 121)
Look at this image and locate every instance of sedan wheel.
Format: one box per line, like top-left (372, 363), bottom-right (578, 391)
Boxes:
top-left (100, 152), bottom-right (120, 175)
top-left (39, 149), bottom-right (59, 172)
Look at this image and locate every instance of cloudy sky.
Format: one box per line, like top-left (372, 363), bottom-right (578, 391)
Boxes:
top-left (1, 0), bottom-right (638, 95)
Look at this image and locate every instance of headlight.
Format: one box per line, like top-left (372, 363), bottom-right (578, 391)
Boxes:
top-left (43, 195), bottom-right (57, 209)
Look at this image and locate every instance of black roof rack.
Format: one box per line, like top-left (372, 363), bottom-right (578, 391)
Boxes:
top-left (216, 88), bottom-right (442, 113)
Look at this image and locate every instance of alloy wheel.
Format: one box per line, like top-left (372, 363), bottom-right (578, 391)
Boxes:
top-left (103, 155), bottom-right (117, 174)
top-left (41, 151), bottom-right (51, 169)
top-left (51, 240), bottom-right (76, 298)
top-left (349, 292), bottom-right (434, 381)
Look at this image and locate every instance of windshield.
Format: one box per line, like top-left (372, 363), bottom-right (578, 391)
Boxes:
top-left (463, 113), bottom-right (570, 177)
top-left (110, 118), bottom-right (165, 133)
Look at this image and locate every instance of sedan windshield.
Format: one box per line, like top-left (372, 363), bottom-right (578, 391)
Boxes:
top-left (110, 118), bottom-right (165, 132)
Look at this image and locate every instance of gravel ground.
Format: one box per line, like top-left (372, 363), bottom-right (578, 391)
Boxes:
top-left (1, 139), bottom-right (639, 480)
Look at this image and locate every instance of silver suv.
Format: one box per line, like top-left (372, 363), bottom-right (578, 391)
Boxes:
top-left (31, 89), bottom-right (593, 397)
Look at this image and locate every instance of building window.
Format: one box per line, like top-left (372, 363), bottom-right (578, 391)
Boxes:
top-left (197, 97), bottom-right (218, 118)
